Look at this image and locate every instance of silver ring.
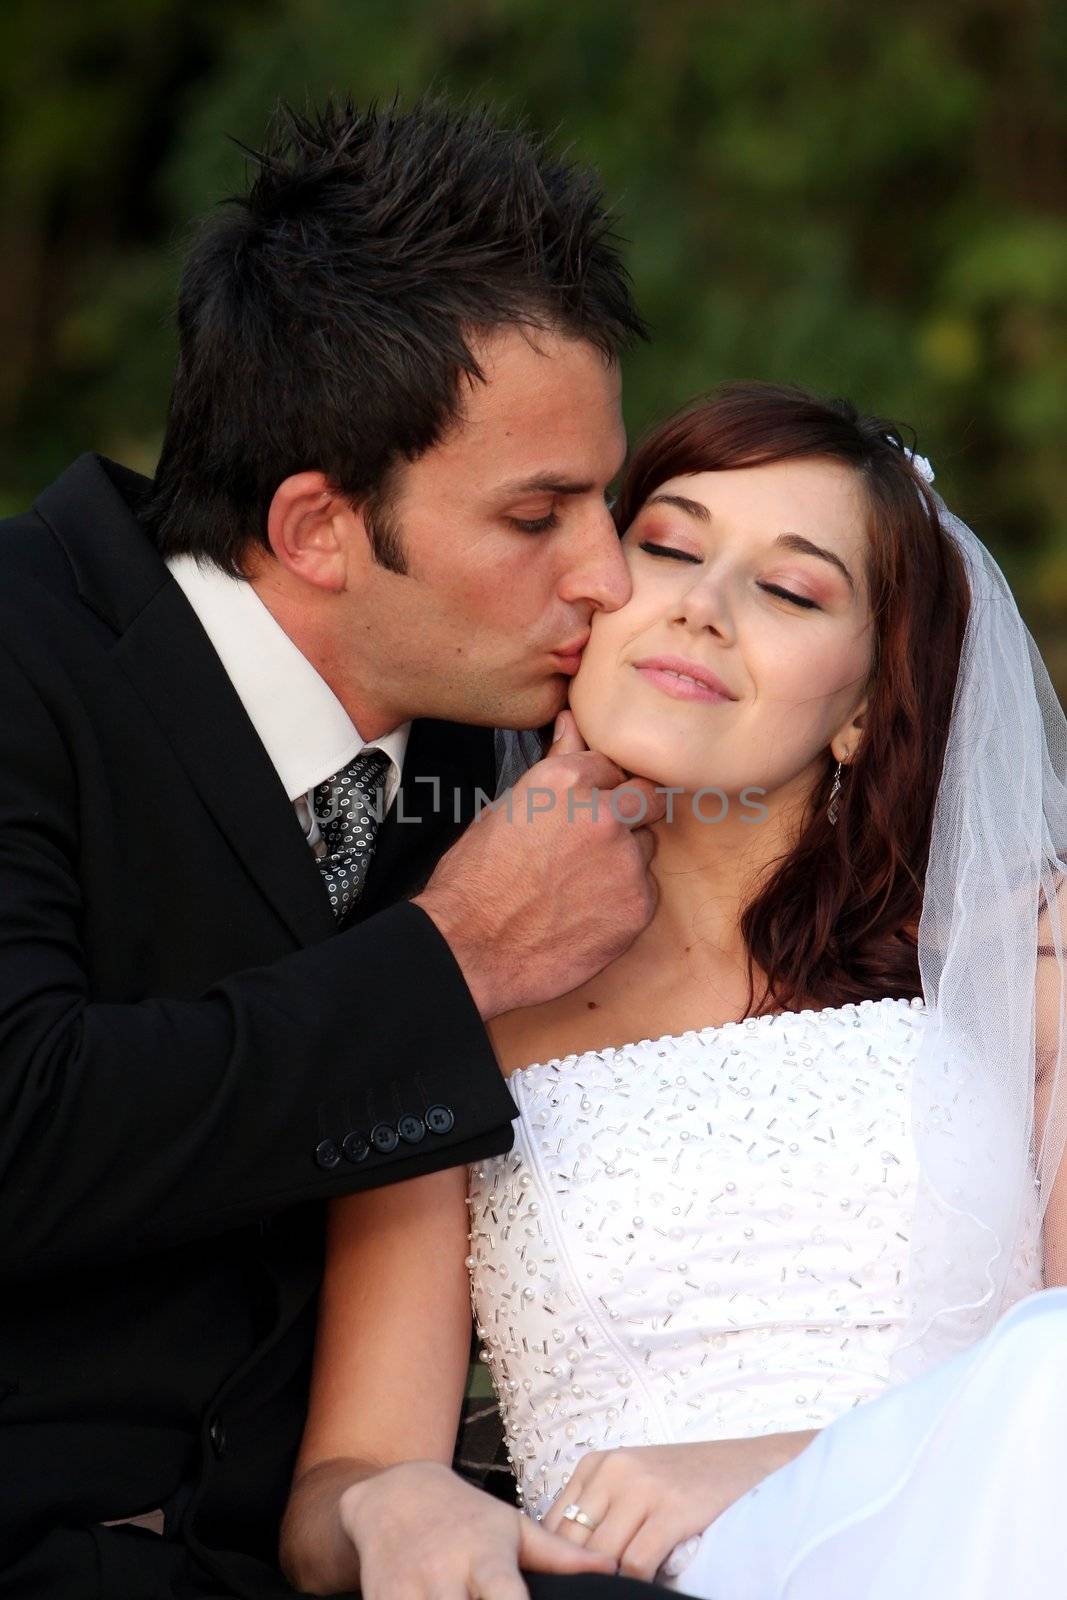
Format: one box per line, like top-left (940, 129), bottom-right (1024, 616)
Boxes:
top-left (561, 1502), bottom-right (600, 1531)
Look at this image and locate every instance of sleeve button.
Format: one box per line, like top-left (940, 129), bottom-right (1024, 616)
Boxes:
top-left (426, 1105), bottom-right (455, 1135)
top-left (370, 1122), bottom-right (399, 1153)
top-left (342, 1131), bottom-right (370, 1163)
top-left (397, 1113), bottom-right (426, 1144)
top-left (207, 1415), bottom-right (227, 1458)
top-left (314, 1138), bottom-right (341, 1170)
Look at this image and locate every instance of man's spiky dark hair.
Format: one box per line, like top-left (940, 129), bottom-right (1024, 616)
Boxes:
top-left (146, 95), bottom-right (646, 574)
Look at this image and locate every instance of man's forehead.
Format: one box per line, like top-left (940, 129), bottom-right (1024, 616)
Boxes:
top-left (448, 399), bottom-right (627, 495)
top-left (419, 328), bottom-right (626, 485)
top-left (464, 328), bottom-right (621, 415)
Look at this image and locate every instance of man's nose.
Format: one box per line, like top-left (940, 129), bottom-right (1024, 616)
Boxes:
top-left (560, 503), bottom-right (632, 611)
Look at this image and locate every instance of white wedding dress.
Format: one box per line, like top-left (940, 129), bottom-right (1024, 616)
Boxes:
top-left (468, 997), bottom-right (1067, 1598)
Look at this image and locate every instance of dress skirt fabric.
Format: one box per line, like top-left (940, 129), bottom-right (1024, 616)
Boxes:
top-left (671, 1286), bottom-right (1067, 1599)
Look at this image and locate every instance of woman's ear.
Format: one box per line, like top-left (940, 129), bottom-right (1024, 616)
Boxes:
top-left (832, 697), bottom-right (868, 765)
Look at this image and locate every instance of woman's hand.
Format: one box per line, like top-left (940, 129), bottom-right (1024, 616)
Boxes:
top-left (337, 1460), bottom-right (617, 1600)
top-left (542, 1432), bottom-right (818, 1584)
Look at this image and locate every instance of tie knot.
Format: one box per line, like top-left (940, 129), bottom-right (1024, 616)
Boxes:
top-left (312, 747), bottom-right (391, 837)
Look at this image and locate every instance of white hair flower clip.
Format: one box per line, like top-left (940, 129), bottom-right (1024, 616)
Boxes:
top-left (904, 447), bottom-right (936, 484)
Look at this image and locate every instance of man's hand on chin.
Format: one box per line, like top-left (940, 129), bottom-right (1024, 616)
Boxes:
top-left (413, 710), bottom-right (666, 1023)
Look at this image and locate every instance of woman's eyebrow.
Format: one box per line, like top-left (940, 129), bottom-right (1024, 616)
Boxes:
top-left (775, 532), bottom-right (855, 591)
top-left (644, 492), bottom-right (711, 522)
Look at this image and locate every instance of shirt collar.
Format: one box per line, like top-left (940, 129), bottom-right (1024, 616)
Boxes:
top-left (165, 554), bottom-right (410, 803)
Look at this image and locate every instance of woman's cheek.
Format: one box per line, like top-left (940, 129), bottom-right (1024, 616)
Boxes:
top-left (566, 652), bottom-right (607, 744)
top-left (569, 644), bottom-right (650, 763)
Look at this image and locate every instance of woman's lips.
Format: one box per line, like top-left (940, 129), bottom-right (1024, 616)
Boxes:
top-left (633, 663), bottom-right (733, 704)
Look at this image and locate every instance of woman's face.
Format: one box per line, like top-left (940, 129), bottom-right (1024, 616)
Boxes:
top-left (568, 456), bottom-right (875, 799)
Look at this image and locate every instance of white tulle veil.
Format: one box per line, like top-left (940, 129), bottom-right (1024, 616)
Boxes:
top-left (493, 478), bottom-right (1067, 1378)
top-left (888, 491), bottom-right (1067, 1376)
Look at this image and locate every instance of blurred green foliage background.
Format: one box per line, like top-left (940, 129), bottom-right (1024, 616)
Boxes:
top-left (1, 0), bottom-right (1064, 682)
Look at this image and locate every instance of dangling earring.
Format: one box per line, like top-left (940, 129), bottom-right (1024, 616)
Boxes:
top-left (828, 760), bottom-right (844, 826)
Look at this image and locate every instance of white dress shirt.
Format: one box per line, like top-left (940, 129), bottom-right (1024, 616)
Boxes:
top-left (166, 554), bottom-right (410, 855)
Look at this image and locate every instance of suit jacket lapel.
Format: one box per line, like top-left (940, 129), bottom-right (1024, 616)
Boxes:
top-left (115, 580), bottom-right (339, 947)
top-left (34, 455), bottom-right (341, 950)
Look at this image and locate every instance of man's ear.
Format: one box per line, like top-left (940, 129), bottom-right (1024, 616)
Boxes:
top-left (265, 472), bottom-right (362, 593)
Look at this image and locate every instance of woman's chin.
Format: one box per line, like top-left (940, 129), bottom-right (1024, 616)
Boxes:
top-left (570, 719), bottom-right (680, 789)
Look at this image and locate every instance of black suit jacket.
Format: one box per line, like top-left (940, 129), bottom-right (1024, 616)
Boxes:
top-left (0, 454), bottom-right (520, 1597)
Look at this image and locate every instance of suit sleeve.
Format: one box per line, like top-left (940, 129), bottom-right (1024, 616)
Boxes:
top-left (0, 637), bottom-right (517, 1282)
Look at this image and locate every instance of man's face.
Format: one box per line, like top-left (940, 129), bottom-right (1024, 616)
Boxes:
top-left (349, 326), bottom-right (630, 730)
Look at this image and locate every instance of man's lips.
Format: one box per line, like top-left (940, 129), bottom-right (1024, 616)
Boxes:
top-left (551, 633), bottom-right (591, 674)
top-left (632, 654), bottom-right (737, 703)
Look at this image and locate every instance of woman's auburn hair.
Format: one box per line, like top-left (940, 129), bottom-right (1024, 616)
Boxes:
top-left (613, 381), bottom-right (971, 1015)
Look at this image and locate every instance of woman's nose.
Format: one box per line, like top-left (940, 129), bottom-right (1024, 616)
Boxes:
top-left (672, 570), bottom-right (734, 640)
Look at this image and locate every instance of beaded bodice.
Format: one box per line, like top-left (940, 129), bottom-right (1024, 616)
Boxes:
top-left (467, 997), bottom-right (1043, 1521)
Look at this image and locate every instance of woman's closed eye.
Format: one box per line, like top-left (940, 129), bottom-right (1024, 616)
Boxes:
top-left (638, 540), bottom-right (700, 564)
top-left (638, 543), bottom-right (820, 610)
top-left (758, 583), bottom-right (821, 611)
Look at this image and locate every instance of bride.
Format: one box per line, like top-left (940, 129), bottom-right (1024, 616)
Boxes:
top-left (279, 382), bottom-right (1067, 1599)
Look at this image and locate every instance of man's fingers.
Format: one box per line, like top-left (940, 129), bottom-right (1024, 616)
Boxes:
top-left (544, 749), bottom-right (624, 792)
top-left (632, 826), bottom-right (657, 869)
top-left (550, 710), bottom-right (588, 755)
top-left (610, 778), bottom-right (668, 827)
top-left (525, 749), bottom-right (624, 800)
top-left (529, 760), bottom-right (669, 825)
top-left (518, 1518), bottom-right (617, 1574)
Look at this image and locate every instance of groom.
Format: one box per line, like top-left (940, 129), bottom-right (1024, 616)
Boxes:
top-left (0, 98), bottom-right (673, 1598)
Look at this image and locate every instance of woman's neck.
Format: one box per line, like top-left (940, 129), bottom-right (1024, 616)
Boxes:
top-left (629, 772), bottom-right (811, 969)
top-left (487, 768), bottom-right (820, 1074)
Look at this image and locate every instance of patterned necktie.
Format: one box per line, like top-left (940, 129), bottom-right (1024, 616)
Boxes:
top-left (311, 747), bottom-right (392, 920)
